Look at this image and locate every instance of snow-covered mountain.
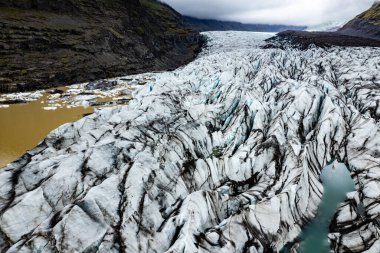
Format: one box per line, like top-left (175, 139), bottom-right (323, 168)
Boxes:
top-left (0, 31), bottom-right (379, 252)
top-left (306, 20), bottom-right (347, 32)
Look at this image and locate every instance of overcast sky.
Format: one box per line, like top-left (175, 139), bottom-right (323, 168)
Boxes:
top-left (162, 0), bottom-right (375, 26)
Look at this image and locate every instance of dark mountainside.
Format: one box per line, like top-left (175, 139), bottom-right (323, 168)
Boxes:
top-left (266, 30), bottom-right (380, 49)
top-left (266, 2), bottom-right (380, 49)
top-left (0, 0), bottom-right (204, 92)
top-left (183, 16), bottom-right (306, 32)
top-left (339, 1), bottom-right (380, 40)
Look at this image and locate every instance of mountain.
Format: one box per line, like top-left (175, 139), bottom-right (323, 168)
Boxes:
top-left (267, 30), bottom-right (380, 49)
top-left (339, 1), bottom-right (380, 39)
top-left (184, 16), bottom-right (306, 32)
top-left (266, 2), bottom-right (380, 49)
top-left (306, 20), bottom-right (347, 32)
top-left (0, 0), bottom-right (204, 92)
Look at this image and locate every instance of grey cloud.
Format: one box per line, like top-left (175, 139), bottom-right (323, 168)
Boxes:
top-left (162, 0), bottom-right (375, 25)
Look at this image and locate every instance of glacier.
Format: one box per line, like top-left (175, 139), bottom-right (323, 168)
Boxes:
top-left (0, 31), bottom-right (379, 253)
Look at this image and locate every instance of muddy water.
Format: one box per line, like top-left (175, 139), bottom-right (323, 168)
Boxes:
top-left (0, 95), bottom-right (94, 168)
top-left (0, 77), bottom-right (146, 168)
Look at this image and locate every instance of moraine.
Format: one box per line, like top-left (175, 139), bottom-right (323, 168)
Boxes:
top-left (0, 31), bottom-right (379, 252)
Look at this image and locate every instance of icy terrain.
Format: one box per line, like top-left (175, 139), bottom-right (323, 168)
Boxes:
top-left (306, 20), bottom-right (347, 32)
top-left (0, 31), bottom-right (380, 253)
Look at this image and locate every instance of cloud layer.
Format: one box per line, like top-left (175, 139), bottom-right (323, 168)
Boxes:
top-left (162, 0), bottom-right (375, 26)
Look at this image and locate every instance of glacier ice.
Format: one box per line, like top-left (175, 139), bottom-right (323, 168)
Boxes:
top-left (0, 31), bottom-right (379, 253)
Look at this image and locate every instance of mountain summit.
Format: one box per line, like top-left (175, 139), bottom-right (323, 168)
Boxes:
top-left (266, 1), bottom-right (380, 49)
top-left (339, 1), bottom-right (380, 39)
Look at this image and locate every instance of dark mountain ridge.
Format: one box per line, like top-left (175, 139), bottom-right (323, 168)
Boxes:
top-left (266, 2), bottom-right (380, 49)
top-left (184, 16), bottom-right (306, 32)
top-left (339, 1), bottom-right (380, 40)
top-left (0, 0), bottom-right (204, 92)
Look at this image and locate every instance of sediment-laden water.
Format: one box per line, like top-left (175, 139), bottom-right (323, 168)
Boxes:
top-left (0, 78), bottom-right (149, 167)
top-left (0, 94), bottom-right (93, 168)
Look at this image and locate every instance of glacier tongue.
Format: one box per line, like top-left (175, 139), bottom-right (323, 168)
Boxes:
top-left (0, 31), bottom-right (380, 253)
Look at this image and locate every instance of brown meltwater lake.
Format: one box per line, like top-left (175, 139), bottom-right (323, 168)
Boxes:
top-left (0, 94), bottom-right (94, 168)
top-left (0, 76), bottom-right (152, 168)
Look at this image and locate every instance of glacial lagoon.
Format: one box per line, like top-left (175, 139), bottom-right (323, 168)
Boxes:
top-left (0, 77), bottom-right (144, 168)
top-left (0, 93), bottom-right (94, 168)
top-left (285, 162), bottom-right (356, 253)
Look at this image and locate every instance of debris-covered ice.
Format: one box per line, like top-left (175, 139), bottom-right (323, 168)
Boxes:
top-left (0, 31), bottom-right (379, 253)
top-left (0, 91), bottom-right (44, 105)
top-left (0, 74), bottom-right (149, 110)
top-left (42, 107), bottom-right (58, 111)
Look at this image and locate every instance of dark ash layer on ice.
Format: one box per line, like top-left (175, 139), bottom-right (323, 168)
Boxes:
top-left (0, 31), bottom-right (379, 253)
top-left (265, 30), bottom-right (380, 50)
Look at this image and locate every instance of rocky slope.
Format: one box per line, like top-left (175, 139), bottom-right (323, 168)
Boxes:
top-left (339, 1), bottom-right (380, 40)
top-left (0, 31), bottom-right (379, 253)
top-left (267, 2), bottom-right (380, 49)
top-left (0, 0), bottom-right (203, 92)
top-left (266, 30), bottom-right (380, 50)
top-left (183, 16), bottom-right (306, 32)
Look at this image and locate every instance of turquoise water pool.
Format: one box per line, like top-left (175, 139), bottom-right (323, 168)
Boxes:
top-left (282, 162), bottom-right (355, 253)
